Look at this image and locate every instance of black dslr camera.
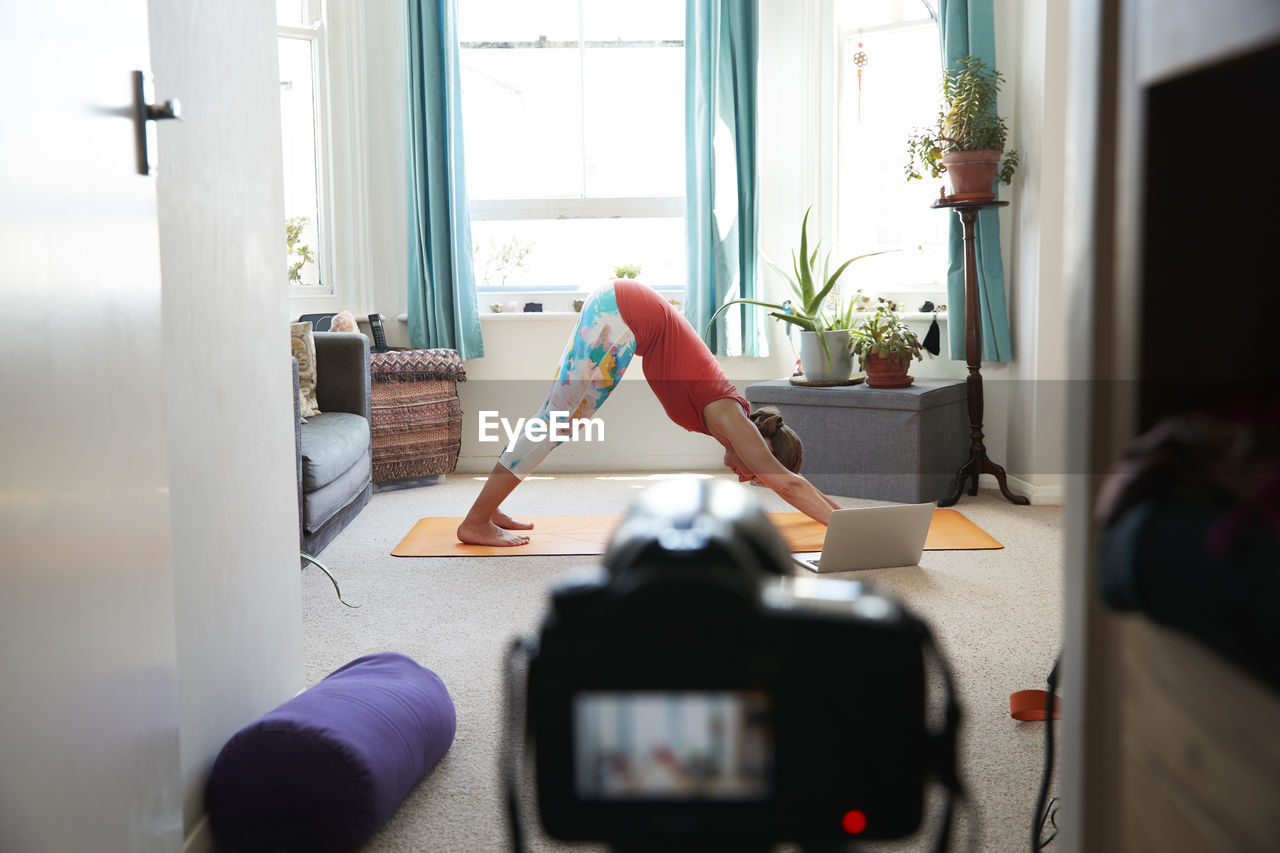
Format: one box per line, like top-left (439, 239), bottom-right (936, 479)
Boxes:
top-left (513, 480), bottom-right (960, 852)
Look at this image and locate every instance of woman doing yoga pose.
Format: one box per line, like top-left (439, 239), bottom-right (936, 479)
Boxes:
top-left (457, 279), bottom-right (839, 546)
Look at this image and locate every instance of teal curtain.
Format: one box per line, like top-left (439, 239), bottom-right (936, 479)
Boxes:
top-left (686, 0), bottom-right (766, 357)
top-left (404, 0), bottom-right (483, 360)
top-left (938, 0), bottom-right (1013, 361)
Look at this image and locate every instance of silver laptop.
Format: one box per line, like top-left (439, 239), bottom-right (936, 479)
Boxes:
top-left (792, 503), bottom-right (935, 572)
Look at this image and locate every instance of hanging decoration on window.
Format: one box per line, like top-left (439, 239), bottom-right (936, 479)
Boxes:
top-left (852, 29), bottom-right (868, 123)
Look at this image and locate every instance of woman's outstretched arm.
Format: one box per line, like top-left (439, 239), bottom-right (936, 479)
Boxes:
top-left (704, 400), bottom-right (838, 525)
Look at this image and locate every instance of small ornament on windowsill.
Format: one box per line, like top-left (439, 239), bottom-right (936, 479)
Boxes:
top-left (853, 29), bottom-right (868, 123)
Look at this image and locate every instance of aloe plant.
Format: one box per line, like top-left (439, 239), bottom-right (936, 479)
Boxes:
top-left (703, 207), bottom-right (890, 365)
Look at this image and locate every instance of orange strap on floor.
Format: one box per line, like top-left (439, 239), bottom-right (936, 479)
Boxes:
top-left (1010, 689), bottom-right (1061, 721)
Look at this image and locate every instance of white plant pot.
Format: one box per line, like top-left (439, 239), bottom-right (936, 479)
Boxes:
top-left (798, 329), bottom-right (854, 382)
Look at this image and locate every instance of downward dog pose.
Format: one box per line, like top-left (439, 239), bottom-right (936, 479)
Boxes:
top-left (457, 279), bottom-right (840, 546)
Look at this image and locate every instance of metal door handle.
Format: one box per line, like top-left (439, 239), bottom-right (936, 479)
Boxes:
top-left (146, 98), bottom-right (182, 122)
top-left (132, 70), bottom-right (181, 175)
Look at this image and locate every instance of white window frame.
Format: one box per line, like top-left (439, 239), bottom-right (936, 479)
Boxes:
top-left (459, 18), bottom-right (685, 295)
top-left (470, 197), bottom-right (683, 222)
top-left (278, 0), bottom-right (334, 295)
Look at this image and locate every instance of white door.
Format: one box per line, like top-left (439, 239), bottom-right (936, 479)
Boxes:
top-left (0, 2), bottom-right (183, 850)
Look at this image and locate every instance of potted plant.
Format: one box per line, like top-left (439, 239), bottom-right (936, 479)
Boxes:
top-left (904, 56), bottom-right (1019, 199)
top-left (702, 207), bottom-right (888, 381)
top-left (848, 302), bottom-right (928, 388)
top-left (286, 215), bottom-right (316, 283)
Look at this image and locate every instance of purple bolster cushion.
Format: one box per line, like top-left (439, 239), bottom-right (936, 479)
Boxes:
top-left (206, 652), bottom-right (456, 853)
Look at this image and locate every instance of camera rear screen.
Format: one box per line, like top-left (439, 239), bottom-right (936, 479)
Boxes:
top-left (573, 691), bottom-right (772, 801)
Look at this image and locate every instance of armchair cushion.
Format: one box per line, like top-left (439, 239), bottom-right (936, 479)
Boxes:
top-left (304, 452), bottom-right (373, 532)
top-left (300, 412), bottom-right (371, 491)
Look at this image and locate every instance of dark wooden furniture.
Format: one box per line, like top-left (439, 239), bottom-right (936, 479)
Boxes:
top-left (930, 197), bottom-right (1028, 507)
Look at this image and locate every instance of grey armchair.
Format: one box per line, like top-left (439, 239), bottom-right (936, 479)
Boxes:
top-left (293, 332), bottom-right (372, 556)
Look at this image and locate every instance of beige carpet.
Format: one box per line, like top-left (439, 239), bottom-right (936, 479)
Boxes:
top-left (301, 472), bottom-right (1062, 852)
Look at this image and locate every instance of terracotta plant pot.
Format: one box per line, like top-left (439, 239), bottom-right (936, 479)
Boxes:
top-left (941, 149), bottom-right (1001, 199)
top-left (862, 351), bottom-right (915, 388)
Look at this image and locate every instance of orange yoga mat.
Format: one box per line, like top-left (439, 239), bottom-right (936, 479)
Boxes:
top-left (391, 509), bottom-right (1002, 557)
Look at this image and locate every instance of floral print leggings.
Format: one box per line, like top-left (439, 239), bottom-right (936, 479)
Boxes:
top-left (499, 283), bottom-right (637, 479)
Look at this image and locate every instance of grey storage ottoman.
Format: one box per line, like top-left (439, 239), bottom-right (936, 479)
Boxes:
top-left (744, 379), bottom-right (969, 503)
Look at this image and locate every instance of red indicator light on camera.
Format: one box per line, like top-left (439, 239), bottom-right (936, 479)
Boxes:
top-left (841, 809), bottom-right (868, 835)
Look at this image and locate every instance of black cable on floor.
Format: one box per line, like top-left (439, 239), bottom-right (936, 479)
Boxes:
top-left (1038, 796), bottom-right (1060, 848)
top-left (1031, 657), bottom-right (1060, 851)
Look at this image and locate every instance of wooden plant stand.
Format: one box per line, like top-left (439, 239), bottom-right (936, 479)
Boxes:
top-left (931, 197), bottom-right (1029, 507)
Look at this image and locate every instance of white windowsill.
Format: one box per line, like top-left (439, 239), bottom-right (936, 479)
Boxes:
top-left (480, 311), bottom-right (581, 321)
top-left (396, 311), bottom-right (584, 323)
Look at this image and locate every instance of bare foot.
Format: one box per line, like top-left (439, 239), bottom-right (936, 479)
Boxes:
top-left (457, 517), bottom-right (531, 546)
top-left (492, 510), bottom-right (534, 530)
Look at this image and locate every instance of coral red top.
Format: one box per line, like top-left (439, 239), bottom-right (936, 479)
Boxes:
top-left (613, 280), bottom-right (750, 435)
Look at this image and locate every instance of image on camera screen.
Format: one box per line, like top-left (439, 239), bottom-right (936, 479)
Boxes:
top-left (572, 690), bottom-right (773, 800)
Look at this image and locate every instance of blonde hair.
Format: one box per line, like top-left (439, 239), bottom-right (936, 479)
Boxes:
top-left (750, 406), bottom-right (804, 473)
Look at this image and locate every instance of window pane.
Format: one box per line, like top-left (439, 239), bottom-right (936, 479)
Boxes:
top-left (457, 0), bottom-right (579, 43)
top-left (472, 218), bottom-right (686, 290)
top-left (582, 0), bottom-right (684, 42)
top-left (582, 46), bottom-right (684, 197)
top-left (834, 0), bottom-right (933, 29)
top-left (461, 48), bottom-right (584, 199)
top-left (276, 0), bottom-right (304, 28)
top-left (836, 21), bottom-right (946, 291)
top-left (459, 0), bottom-right (688, 294)
top-left (279, 35), bottom-right (321, 286)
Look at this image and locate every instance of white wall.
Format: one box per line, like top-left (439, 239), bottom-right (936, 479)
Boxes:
top-left (149, 0), bottom-right (305, 843)
top-left (364, 0), bottom-right (411, 333)
top-left (996, 0), bottom-right (1072, 504)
